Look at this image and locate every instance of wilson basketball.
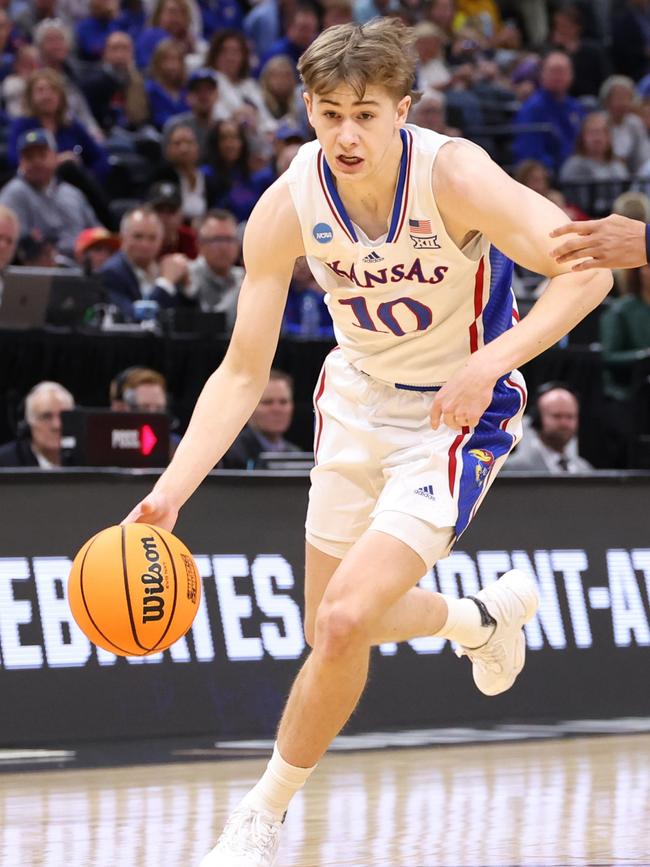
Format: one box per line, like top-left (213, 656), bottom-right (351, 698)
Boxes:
top-left (68, 524), bottom-right (201, 656)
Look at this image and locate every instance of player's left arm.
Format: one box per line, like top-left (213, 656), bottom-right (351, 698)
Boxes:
top-left (431, 141), bottom-right (613, 430)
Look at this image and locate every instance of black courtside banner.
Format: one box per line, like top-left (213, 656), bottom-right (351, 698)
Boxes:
top-left (0, 470), bottom-right (649, 745)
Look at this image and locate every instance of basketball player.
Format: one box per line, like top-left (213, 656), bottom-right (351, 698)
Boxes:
top-left (124, 19), bottom-right (612, 866)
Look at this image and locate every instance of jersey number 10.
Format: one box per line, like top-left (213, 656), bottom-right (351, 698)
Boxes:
top-left (339, 295), bottom-right (433, 337)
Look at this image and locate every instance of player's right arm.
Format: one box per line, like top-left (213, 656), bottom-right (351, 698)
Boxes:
top-left (123, 180), bottom-right (304, 529)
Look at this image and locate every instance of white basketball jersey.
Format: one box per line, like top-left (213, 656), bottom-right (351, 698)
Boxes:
top-left (285, 123), bottom-right (519, 386)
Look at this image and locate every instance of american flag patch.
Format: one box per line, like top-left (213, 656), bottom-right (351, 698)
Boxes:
top-left (408, 218), bottom-right (433, 236)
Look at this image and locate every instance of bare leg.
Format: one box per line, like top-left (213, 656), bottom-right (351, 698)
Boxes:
top-left (304, 539), bottom-right (450, 649)
top-left (277, 531), bottom-right (428, 769)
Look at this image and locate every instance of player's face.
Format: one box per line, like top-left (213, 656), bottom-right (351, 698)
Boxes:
top-left (304, 84), bottom-right (410, 182)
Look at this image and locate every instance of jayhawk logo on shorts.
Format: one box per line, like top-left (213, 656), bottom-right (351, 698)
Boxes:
top-left (468, 448), bottom-right (495, 486)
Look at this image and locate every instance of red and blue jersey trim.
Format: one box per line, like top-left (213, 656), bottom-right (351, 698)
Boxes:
top-left (317, 128), bottom-right (413, 245)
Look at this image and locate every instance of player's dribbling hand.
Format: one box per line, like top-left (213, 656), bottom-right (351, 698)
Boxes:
top-left (430, 364), bottom-right (495, 431)
top-left (121, 491), bottom-right (179, 532)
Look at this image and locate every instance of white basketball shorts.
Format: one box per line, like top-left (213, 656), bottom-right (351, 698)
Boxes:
top-left (305, 349), bottom-right (527, 569)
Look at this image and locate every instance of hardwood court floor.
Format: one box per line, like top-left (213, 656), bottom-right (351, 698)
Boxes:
top-left (1, 734), bottom-right (649, 867)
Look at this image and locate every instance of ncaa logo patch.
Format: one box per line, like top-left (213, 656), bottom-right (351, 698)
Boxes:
top-left (313, 222), bottom-right (334, 244)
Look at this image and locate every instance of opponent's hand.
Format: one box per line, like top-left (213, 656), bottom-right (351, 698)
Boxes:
top-left (549, 215), bottom-right (647, 271)
top-left (122, 490), bottom-right (179, 532)
top-left (430, 363), bottom-right (495, 431)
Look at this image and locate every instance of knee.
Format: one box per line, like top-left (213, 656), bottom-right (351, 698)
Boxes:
top-left (312, 601), bottom-right (370, 661)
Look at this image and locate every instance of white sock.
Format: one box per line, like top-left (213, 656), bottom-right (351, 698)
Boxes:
top-left (436, 596), bottom-right (495, 648)
top-left (243, 743), bottom-right (316, 820)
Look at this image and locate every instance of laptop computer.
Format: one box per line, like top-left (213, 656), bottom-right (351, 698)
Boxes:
top-left (0, 267), bottom-right (51, 328)
top-left (61, 409), bottom-right (170, 468)
top-left (0, 267), bottom-right (104, 329)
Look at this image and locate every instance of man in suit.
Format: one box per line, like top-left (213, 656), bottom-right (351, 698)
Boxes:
top-left (99, 205), bottom-right (196, 320)
top-left (0, 381), bottom-right (75, 468)
top-left (221, 369), bottom-right (301, 469)
top-left (507, 384), bottom-right (593, 473)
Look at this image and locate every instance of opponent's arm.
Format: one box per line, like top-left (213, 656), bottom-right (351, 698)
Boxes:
top-left (124, 181), bottom-right (304, 528)
top-left (431, 141), bottom-right (613, 429)
top-left (549, 214), bottom-right (648, 270)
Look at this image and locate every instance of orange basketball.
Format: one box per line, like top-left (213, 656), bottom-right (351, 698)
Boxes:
top-left (68, 524), bottom-right (201, 656)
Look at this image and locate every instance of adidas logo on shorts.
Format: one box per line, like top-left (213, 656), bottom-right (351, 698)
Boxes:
top-left (415, 484), bottom-right (436, 500)
top-left (362, 251), bottom-right (384, 263)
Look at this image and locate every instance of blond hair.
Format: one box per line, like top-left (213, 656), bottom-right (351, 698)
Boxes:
top-left (297, 18), bottom-right (419, 103)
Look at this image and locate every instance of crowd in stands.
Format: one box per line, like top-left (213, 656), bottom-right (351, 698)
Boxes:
top-left (0, 0), bottom-right (648, 470)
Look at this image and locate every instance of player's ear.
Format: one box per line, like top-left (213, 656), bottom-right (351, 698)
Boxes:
top-left (395, 94), bottom-right (411, 127)
top-left (303, 91), bottom-right (315, 128)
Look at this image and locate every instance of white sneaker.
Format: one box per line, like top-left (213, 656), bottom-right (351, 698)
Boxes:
top-left (455, 569), bottom-right (539, 696)
top-left (199, 803), bottom-right (284, 867)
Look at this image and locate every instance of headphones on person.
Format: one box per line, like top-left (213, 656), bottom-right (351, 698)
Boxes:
top-left (109, 365), bottom-right (180, 433)
top-left (529, 380), bottom-right (579, 431)
top-left (109, 366), bottom-right (145, 405)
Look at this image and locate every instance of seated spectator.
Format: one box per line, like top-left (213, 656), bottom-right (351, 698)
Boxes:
top-left (74, 226), bottom-right (120, 274)
top-left (600, 264), bottom-right (650, 402)
top-left (0, 204), bottom-right (19, 302)
top-left (322, 0), bottom-right (353, 29)
top-left (413, 21), bottom-right (451, 92)
top-left (204, 119), bottom-right (260, 223)
top-left (258, 55), bottom-right (301, 129)
top-left (110, 366), bottom-right (169, 413)
top-left (34, 18), bottom-right (104, 142)
top-left (75, 0), bottom-right (122, 62)
top-left (168, 68), bottom-right (219, 160)
top-left (559, 112), bottom-right (629, 216)
top-left (109, 364), bottom-right (181, 457)
top-left (147, 181), bottom-right (198, 258)
top-left (221, 370), bottom-right (301, 470)
top-left (152, 120), bottom-right (218, 221)
top-left (548, 3), bottom-right (611, 98)
top-left (513, 50), bottom-right (585, 173)
top-left (0, 130), bottom-right (99, 262)
top-left (189, 209), bottom-right (243, 329)
top-left (428, 0), bottom-right (456, 41)
top-left (206, 28), bottom-right (264, 122)
top-left (410, 91), bottom-right (461, 138)
top-left (251, 124), bottom-right (306, 195)
top-left (136, 0), bottom-right (204, 70)
top-left (600, 75), bottom-right (650, 175)
top-left (80, 30), bottom-right (149, 135)
top-left (8, 69), bottom-right (110, 183)
top-left (515, 158), bottom-right (586, 221)
top-left (507, 383), bottom-right (593, 474)
top-left (145, 37), bottom-right (189, 129)
top-left (15, 231), bottom-right (58, 268)
top-left (283, 256), bottom-right (334, 338)
top-left (98, 205), bottom-right (196, 320)
top-left (258, 5), bottom-right (319, 72)
top-left (2, 46), bottom-right (40, 120)
top-left (0, 381), bottom-right (75, 468)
